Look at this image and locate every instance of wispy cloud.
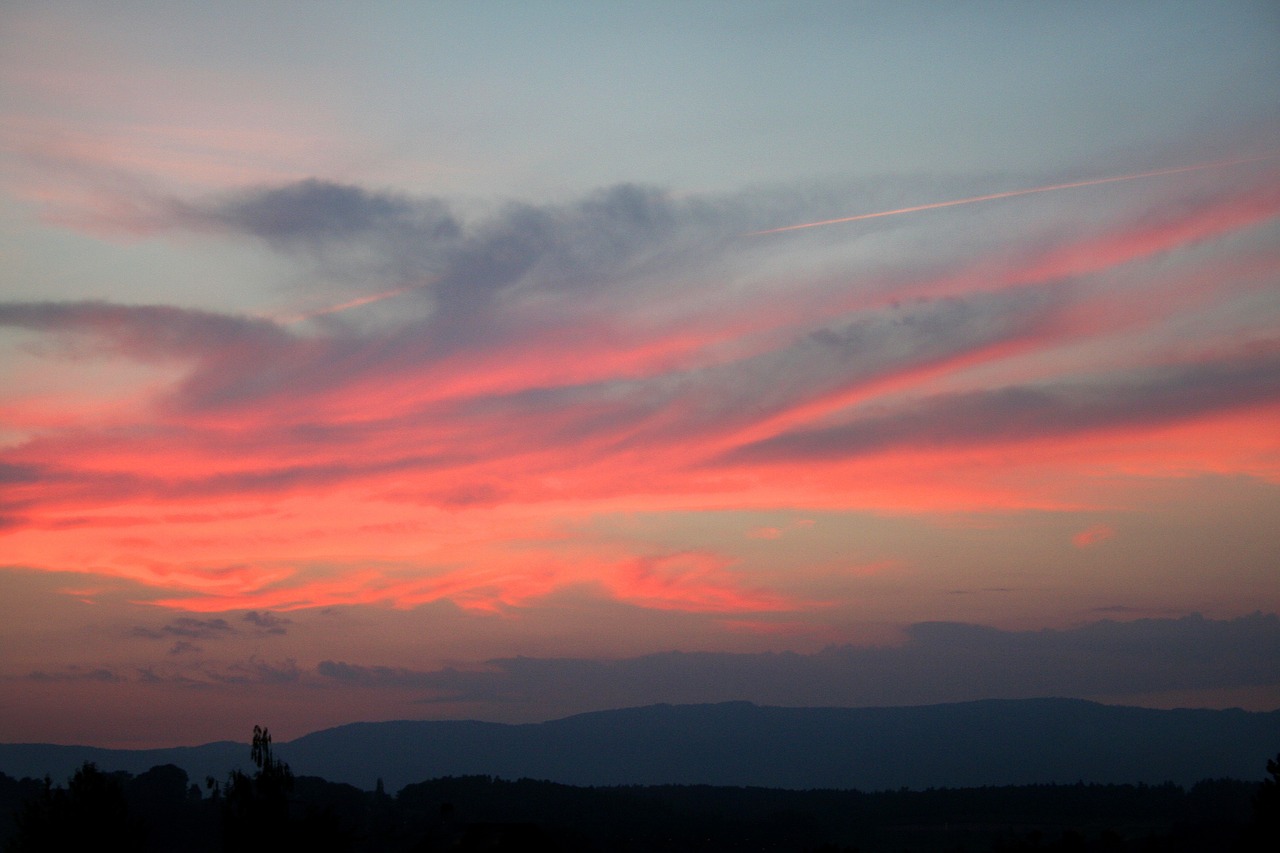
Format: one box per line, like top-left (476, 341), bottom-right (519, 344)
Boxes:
top-left (1, 161), bottom-right (1278, 612)
top-left (720, 346), bottom-right (1280, 464)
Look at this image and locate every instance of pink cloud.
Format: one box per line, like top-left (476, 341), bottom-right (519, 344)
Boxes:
top-left (1073, 524), bottom-right (1116, 548)
top-left (2, 167), bottom-right (1278, 614)
top-left (605, 552), bottom-right (798, 614)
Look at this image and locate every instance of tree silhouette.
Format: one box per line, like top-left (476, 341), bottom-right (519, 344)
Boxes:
top-left (1241, 752), bottom-right (1280, 850)
top-left (221, 726), bottom-right (294, 852)
top-left (9, 762), bottom-right (142, 851)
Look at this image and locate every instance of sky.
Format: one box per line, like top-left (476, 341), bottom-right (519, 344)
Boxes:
top-left (1, 1), bottom-right (1279, 749)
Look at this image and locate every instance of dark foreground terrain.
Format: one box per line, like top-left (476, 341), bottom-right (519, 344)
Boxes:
top-left (3, 750), bottom-right (1278, 852)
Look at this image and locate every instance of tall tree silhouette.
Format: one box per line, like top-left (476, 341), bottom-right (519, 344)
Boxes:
top-left (221, 726), bottom-right (294, 852)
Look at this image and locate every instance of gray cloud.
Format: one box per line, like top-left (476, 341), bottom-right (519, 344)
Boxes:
top-left (243, 610), bottom-right (292, 635)
top-left (187, 179), bottom-right (459, 249)
top-left (132, 657), bottom-right (301, 687)
top-left (721, 346), bottom-right (1280, 464)
top-left (0, 300), bottom-right (300, 417)
top-left (165, 179), bottom-right (729, 331)
top-left (205, 658), bottom-right (302, 685)
top-left (315, 660), bottom-right (442, 690)
top-left (130, 617), bottom-right (234, 640)
top-left (429, 184), bottom-right (695, 313)
top-left (0, 301), bottom-right (287, 364)
top-left (27, 666), bottom-right (124, 683)
top-left (136, 667), bottom-right (202, 686)
top-left (315, 613), bottom-right (1280, 711)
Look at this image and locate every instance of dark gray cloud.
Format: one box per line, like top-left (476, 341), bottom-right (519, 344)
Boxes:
top-left (26, 666), bottom-right (123, 683)
top-left (186, 179), bottom-right (459, 249)
top-left (136, 667), bottom-right (202, 686)
top-left (315, 660), bottom-right (442, 690)
top-left (429, 184), bottom-right (694, 313)
top-left (167, 179), bottom-right (727, 327)
top-left (243, 610), bottom-right (291, 635)
top-left (315, 613), bottom-right (1280, 710)
top-left (130, 617), bottom-right (234, 640)
top-left (133, 658), bottom-right (301, 687)
top-left (204, 658), bottom-right (301, 685)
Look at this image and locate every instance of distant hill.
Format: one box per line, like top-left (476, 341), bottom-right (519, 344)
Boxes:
top-left (0, 739), bottom-right (247, 790)
top-left (2, 699), bottom-right (1276, 793)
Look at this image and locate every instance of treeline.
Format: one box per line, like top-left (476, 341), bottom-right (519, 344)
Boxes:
top-left (2, 738), bottom-right (1277, 852)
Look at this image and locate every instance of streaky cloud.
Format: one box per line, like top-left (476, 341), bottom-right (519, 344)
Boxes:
top-left (721, 344), bottom-right (1280, 464)
top-left (2, 165), bottom-right (1277, 612)
top-left (0, 300), bottom-right (288, 364)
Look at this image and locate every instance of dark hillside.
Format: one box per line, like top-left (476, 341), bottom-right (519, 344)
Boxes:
top-left (3, 700), bottom-right (1277, 794)
top-left (280, 699), bottom-right (1280, 791)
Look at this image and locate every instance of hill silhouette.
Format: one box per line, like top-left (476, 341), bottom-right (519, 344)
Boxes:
top-left (3, 699), bottom-right (1276, 794)
top-left (281, 698), bottom-right (1279, 791)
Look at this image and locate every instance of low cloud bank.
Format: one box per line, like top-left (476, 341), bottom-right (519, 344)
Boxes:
top-left (317, 612), bottom-right (1280, 713)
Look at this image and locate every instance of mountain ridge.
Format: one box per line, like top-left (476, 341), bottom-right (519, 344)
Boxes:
top-left (2, 698), bottom-right (1275, 793)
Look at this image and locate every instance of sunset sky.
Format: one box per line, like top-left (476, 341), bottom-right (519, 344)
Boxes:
top-left (2, 1), bottom-right (1279, 749)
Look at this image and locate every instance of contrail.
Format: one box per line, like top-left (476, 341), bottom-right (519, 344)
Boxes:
top-left (748, 152), bottom-right (1280, 236)
top-left (276, 284), bottom-right (421, 325)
